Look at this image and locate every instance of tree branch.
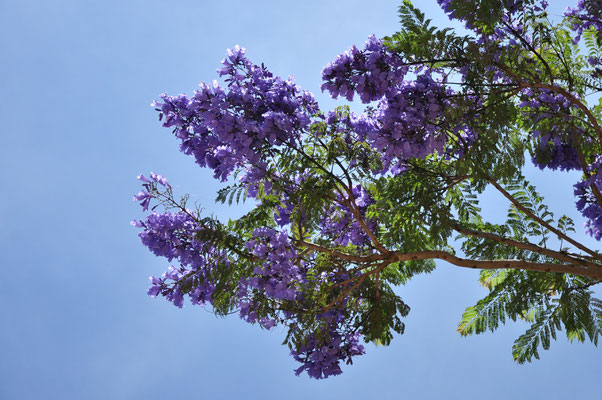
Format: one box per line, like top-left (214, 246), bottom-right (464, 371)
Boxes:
top-left (486, 177), bottom-right (602, 261)
top-left (390, 250), bottom-right (601, 280)
top-left (299, 240), bottom-right (602, 280)
top-left (497, 63), bottom-right (602, 146)
top-left (452, 223), bottom-right (602, 271)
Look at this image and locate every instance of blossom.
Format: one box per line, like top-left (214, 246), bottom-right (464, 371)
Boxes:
top-left (322, 35), bottom-right (407, 103)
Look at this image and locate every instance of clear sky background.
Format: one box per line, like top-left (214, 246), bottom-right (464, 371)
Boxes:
top-left (1, 0), bottom-right (600, 399)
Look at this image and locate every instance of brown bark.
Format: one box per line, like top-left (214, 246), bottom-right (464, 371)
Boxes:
top-left (298, 241), bottom-right (602, 281)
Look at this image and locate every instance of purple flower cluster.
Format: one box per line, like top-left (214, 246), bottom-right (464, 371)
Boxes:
top-left (274, 201), bottom-right (294, 227)
top-left (565, 0), bottom-right (602, 44)
top-left (518, 88), bottom-right (582, 171)
top-left (244, 228), bottom-right (302, 301)
top-left (133, 175), bottom-right (369, 377)
top-left (517, 86), bottom-right (602, 241)
top-left (153, 46), bottom-right (320, 181)
top-left (320, 185), bottom-right (376, 247)
top-left (437, 0), bottom-right (548, 32)
top-left (589, 57), bottom-right (602, 79)
top-left (371, 74), bottom-right (449, 160)
top-left (343, 74), bottom-right (453, 173)
top-left (270, 172), bottom-right (309, 226)
top-left (291, 325), bottom-right (365, 379)
top-left (446, 124), bottom-right (477, 159)
top-left (530, 131), bottom-right (581, 171)
top-left (437, 0), bottom-right (496, 30)
top-left (325, 63), bottom-right (474, 172)
top-left (321, 35), bottom-right (408, 103)
top-left (575, 156), bottom-right (602, 240)
top-left (132, 172), bottom-right (170, 211)
top-left (133, 211), bottom-right (221, 308)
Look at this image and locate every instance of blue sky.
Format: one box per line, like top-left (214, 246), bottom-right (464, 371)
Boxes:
top-left (1, 0), bottom-right (600, 399)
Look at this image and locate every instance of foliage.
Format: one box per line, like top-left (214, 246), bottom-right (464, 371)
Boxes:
top-left (133, 0), bottom-right (602, 378)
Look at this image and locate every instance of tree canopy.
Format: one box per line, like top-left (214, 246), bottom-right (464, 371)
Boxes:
top-left (133, 0), bottom-right (602, 379)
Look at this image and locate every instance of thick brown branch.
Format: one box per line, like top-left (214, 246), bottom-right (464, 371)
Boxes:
top-left (300, 240), bottom-right (602, 280)
top-left (390, 250), bottom-right (602, 280)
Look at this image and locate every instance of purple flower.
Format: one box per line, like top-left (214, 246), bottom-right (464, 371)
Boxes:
top-left (564, 0), bottom-right (602, 44)
top-left (147, 276), bottom-right (162, 297)
top-left (133, 191), bottom-right (152, 211)
top-left (320, 185), bottom-right (376, 247)
top-left (150, 172), bottom-right (170, 187)
top-left (153, 47), bottom-right (320, 182)
top-left (574, 156), bottom-right (602, 241)
top-left (290, 322), bottom-right (365, 379)
top-left (518, 88), bottom-right (583, 172)
top-left (322, 35), bottom-right (407, 103)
